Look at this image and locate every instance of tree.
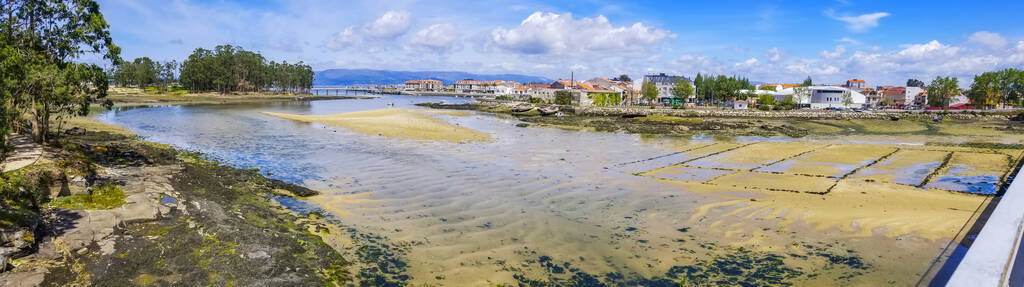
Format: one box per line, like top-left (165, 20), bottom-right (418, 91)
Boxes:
top-left (792, 87), bottom-right (810, 108)
top-left (802, 76), bottom-right (813, 86)
top-left (671, 78), bottom-right (693, 100)
top-left (927, 76), bottom-right (960, 107)
top-left (758, 85), bottom-right (778, 92)
top-left (694, 73), bottom-right (704, 101)
top-left (641, 81), bottom-right (659, 104)
top-left (779, 95), bottom-right (797, 109)
top-left (757, 94), bottom-right (776, 106)
top-left (1, 0), bottom-right (121, 143)
top-left (614, 74), bottom-right (632, 82)
top-left (179, 45), bottom-right (313, 94)
top-left (907, 78), bottom-right (926, 87)
top-left (841, 90), bottom-right (854, 107)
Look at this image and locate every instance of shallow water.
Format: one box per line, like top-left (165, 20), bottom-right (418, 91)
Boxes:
top-left (99, 95), bottom-right (1021, 285)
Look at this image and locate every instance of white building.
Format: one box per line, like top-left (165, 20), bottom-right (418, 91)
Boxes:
top-left (808, 86), bottom-right (866, 109)
top-left (769, 86), bottom-right (865, 108)
top-left (642, 73), bottom-right (694, 101)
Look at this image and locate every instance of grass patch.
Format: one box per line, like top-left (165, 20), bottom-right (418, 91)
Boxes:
top-left (644, 115), bottom-right (703, 124)
top-left (178, 151), bottom-right (219, 165)
top-left (46, 184), bottom-right (127, 210)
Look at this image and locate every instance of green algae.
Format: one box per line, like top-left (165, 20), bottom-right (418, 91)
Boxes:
top-left (45, 184), bottom-right (127, 210)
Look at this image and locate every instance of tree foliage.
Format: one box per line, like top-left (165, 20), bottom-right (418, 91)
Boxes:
top-left (757, 94), bottom-right (775, 106)
top-left (792, 87), bottom-right (810, 105)
top-left (178, 45), bottom-right (314, 94)
top-left (967, 68), bottom-right (1024, 108)
top-left (801, 76), bottom-right (813, 87)
top-left (1, 0), bottom-right (121, 144)
top-left (640, 81), bottom-right (659, 103)
top-left (692, 73), bottom-right (753, 104)
top-left (927, 76), bottom-right (960, 107)
top-left (779, 95), bottom-right (797, 109)
top-left (613, 74), bottom-right (632, 82)
top-left (671, 78), bottom-right (693, 100)
top-left (907, 78), bottom-right (926, 87)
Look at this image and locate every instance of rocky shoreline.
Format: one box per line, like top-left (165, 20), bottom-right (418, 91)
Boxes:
top-left (418, 101), bottom-right (1024, 138)
top-left (0, 122), bottom-right (408, 286)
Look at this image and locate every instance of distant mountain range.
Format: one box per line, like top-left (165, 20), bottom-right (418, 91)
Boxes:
top-left (314, 69), bottom-right (552, 86)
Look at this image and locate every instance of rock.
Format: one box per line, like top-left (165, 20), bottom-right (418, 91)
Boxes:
top-left (65, 127), bottom-right (86, 135)
top-left (0, 218), bottom-right (40, 273)
top-left (247, 250), bottom-right (270, 259)
top-left (515, 123), bottom-right (529, 128)
top-left (68, 175), bottom-right (89, 196)
top-left (674, 125), bottom-right (690, 131)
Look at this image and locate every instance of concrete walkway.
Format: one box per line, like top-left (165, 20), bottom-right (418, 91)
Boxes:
top-left (947, 166), bottom-right (1024, 286)
top-left (1, 134), bottom-right (43, 173)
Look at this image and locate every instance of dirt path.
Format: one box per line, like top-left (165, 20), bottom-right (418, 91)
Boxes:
top-left (2, 134), bottom-right (43, 173)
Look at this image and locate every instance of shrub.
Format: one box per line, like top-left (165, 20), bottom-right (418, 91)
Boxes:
top-left (528, 97), bottom-right (545, 104)
top-left (757, 105), bottom-right (771, 111)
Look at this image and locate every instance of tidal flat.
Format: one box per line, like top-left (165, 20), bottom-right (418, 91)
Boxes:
top-left (97, 95), bottom-right (1024, 286)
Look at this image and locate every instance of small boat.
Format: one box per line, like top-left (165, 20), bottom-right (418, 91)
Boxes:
top-left (538, 106), bottom-right (559, 116)
top-left (513, 105), bottom-right (535, 113)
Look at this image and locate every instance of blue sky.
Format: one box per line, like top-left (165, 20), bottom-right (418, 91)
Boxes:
top-left (95, 0), bottom-right (1024, 86)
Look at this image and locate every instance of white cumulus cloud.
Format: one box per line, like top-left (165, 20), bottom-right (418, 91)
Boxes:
top-left (365, 10), bottom-right (411, 39)
top-left (324, 27), bottom-right (361, 51)
top-left (820, 45), bottom-right (847, 59)
top-left (826, 10), bottom-right (890, 32)
top-left (490, 12), bottom-right (673, 56)
top-left (407, 23), bottom-right (458, 52)
top-left (893, 40), bottom-right (959, 62)
top-left (968, 31), bottom-right (1008, 50)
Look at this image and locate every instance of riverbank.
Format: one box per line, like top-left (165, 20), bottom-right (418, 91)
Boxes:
top-left (106, 87), bottom-right (374, 108)
top-left (419, 101), bottom-right (1024, 140)
top-left (0, 118), bottom-right (408, 286)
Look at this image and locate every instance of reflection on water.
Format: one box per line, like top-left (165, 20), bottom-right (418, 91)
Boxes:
top-left (100, 95), bottom-right (1018, 286)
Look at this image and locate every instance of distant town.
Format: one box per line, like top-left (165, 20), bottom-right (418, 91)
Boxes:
top-left (327, 71), bottom-right (1010, 111)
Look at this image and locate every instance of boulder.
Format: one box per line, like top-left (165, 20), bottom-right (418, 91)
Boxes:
top-left (0, 219), bottom-right (39, 273)
top-left (68, 176), bottom-right (89, 196)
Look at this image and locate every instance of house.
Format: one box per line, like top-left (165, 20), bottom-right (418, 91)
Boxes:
top-left (844, 79), bottom-right (867, 92)
top-left (878, 86), bottom-right (907, 106)
top-left (861, 88), bottom-right (880, 106)
top-left (907, 87), bottom-right (926, 106)
top-left (403, 80), bottom-right (442, 91)
top-left (454, 79), bottom-right (485, 93)
top-left (642, 73), bottom-right (693, 101)
top-left (528, 87), bottom-right (557, 103)
top-left (733, 100), bottom-right (749, 110)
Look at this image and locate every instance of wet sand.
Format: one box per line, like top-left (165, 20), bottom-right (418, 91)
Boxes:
top-left (263, 108), bottom-right (490, 143)
top-left (100, 96), bottom-right (1024, 286)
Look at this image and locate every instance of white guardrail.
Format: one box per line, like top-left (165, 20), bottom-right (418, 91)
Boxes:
top-left (947, 166), bottom-right (1024, 286)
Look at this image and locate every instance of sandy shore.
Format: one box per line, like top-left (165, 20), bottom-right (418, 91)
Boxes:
top-left (263, 108), bottom-right (491, 143)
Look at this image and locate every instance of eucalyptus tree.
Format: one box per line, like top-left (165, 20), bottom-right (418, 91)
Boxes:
top-left (1, 0), bottom-right (121, 143)
top-left (178, 45), bottom-right (313, 94)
